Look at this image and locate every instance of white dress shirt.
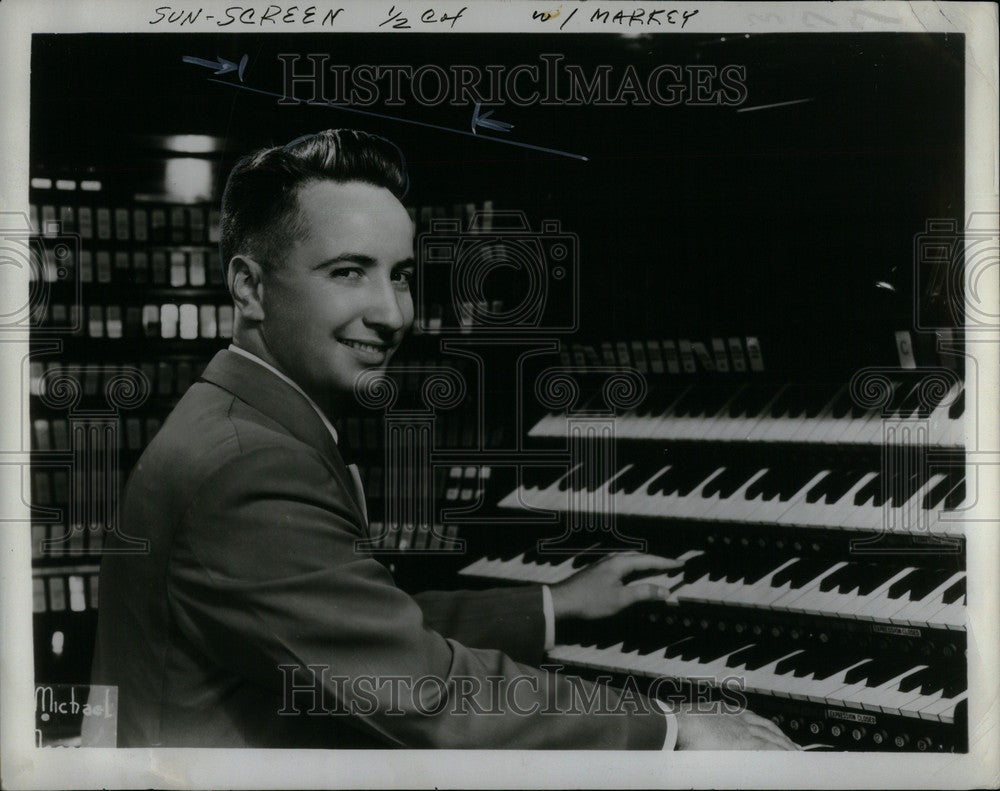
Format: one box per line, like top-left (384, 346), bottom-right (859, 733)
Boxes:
top-left (228, 344), bottom-right (676, 749)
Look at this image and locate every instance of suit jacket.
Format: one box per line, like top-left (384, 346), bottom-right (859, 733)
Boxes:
top-left (87, 349), bottom-right (666, 749)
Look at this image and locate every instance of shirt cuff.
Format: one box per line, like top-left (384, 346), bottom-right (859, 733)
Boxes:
top-left (653, 698), bottom-right (679, 750)
top-left (541, 584), bottom-right (555, 651)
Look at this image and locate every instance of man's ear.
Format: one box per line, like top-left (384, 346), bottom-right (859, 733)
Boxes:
top-left (229, 255), bottom-right (266, 322)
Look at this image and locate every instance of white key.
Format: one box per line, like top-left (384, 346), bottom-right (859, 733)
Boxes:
top-left (840, 566), bottom-right (917, 618)
top-left (702, 468), bottom-right (770, 521)
top-left (803, 660), bottom-right (874, 704)
top-left (759, 470), bottom-right (831, 525)
top-left (779, 562), bottom-right (853, 614)
top-left (849, 665), bottom-right (928, 710)
top-left (917, 691), bottom-right (967, 722)
top-left (893, 571), bottom-right (965, 625)
top-left (770, 562), bottom-right (847, 611)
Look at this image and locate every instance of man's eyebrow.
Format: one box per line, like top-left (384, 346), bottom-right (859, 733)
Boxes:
top-left (393, 257), bottom-right (416, 270)
top-left (312, 253), bottom-right (377, 270)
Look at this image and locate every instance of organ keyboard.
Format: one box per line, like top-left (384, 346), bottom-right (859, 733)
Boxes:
top-left (461, 550), bottom-right (966, 631)
top-left (549, 634), bottom-right (966, 722)
top-left (498, 458), bottom-right (969, 536)
top-left (531, 380), bottom-right (965, 447)
top-left (453, 357), bottom-right (968, 752)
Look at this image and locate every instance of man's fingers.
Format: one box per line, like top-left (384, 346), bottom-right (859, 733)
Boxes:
top-left (742, 711), bottom-right (787, 739)
top-left (608, 553), bottom-right (684, 576)
top-left (750, 725), bottom-right (800, 751)
top-left (743, 714), bottom-right (801, 750)
top-left (753, 740), bottom-right (787, 750)
top-left (622, 583), bottom-right (672, 606)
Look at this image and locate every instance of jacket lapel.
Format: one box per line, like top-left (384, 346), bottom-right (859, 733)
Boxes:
top-left (198, 349), bottom-right (367, 522)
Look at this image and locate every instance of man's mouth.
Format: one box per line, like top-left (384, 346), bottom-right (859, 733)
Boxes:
top-left (337, 338), bottom-right (394, 363)
top-left (338, 339), bottom-right (390, 354)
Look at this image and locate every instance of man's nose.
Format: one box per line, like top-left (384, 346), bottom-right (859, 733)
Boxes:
top-left (363, 278), bottom-right (407, 334)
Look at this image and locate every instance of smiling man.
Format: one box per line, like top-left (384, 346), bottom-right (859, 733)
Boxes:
top-left (87, 128), bottom-right (796, 751)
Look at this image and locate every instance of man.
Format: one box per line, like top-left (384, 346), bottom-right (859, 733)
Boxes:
top-left (87, 128), bottom-right (796, 750)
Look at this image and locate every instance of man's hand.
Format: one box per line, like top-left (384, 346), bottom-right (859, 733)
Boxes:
top-left (548, 551), bottom-right (683, 620)
top-left (674, 706), bottom-right (801, 750)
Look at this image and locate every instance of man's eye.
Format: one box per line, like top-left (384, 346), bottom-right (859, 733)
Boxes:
top-left (393, 270), bottom-right (415, 285)
top-left (330, 268), bottom-right (363, 280)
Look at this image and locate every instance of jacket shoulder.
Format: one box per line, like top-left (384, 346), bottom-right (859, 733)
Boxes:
top-left (125, 381), bottom-right (333, 526)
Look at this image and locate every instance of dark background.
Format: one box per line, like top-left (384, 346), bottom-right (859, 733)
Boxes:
top-left (31, 32), bottom-right (965, 377)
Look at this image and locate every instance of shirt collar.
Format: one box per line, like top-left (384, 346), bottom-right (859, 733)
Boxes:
top-left (228, 344), bottom-right (339, 445)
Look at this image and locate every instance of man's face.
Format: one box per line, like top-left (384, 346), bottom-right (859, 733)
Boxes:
top-left (259, 179), bottom-right (415, 399)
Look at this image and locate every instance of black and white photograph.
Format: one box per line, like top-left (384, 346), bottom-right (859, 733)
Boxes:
top-left (0, 1), bottom-right (997, 788)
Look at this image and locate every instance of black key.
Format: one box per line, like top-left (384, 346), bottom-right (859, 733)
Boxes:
top-left (943, 479), bottom-right (966, 510)
top-left (895, 381), bottom-right (923, 419)
top-left (661, 461), bottom-right (707, 497)
top-left (740, 642), bottom-right (793, 671)
top-left (681, 553), bottom-right (718, 584)
top-left (805, 384), bottom-right (840, 418)
top-left (805, 470), bottom-right (839, 504)
top-left (854, 473), bottom-right (881, 506)
top-left (570, 551), bottom-right (608, 570)
top-left (678, 464), bottom-right (725, 498)
top-left (892, 468), bottom-right (926, 508)
top-left (855, 563), bottom-right (907, 596)
top-left (819, 563), bottom-right (855, 592)
top-left (824, 469), bottom-right (868, 504)
top-left (862, 656), bottom-right (919, 688)
top-left (724, 644), bottom-right (761, 669)
top-left (768, 386), bottom-right (795, 419)
top-left (941, 576), bottom-right (966, 605)
top-left (904, 567), bottom-right (952, 602)
top-left (744, 556), bottom-right (794, 585)
top-left (744, 467), bottom-right (778, 500)
top-left (788, 558), bottom-right (837, 589)
top-left (670, 387), bottom-right (700, 418)
top-left (693, 634), bottom-right (748, 664)
top-left (940, 669), bottom-right (966, 699)
top-left (776, 464), bottom-right (822, 501)
top-left (834, 564), bottom-right (869, 595)
top-left (523, 465), bottom-right (560, 490)
top-left (699, 386), bottom-right (737, 418)
top-left (811, 650), bottom-right (869, 681)
top-left (770, 558), bottom-right (805, 588)
top-left (828, 386), bottom-right (854, 419)
top-left (659, 635), bottom-right (696, 660)
top-left (746, 384), bottom-right (783, 417)
top-left (883, 378), bottom-right (911, 417)
top-left (844, 658), bottom-right (879, 685)
top-left (886, 568), bottom-right (922, 600)
top-left (723, 553), bottom-right (774, 584)
top-left (774, 650), bottom-right (812, 676)
top-left (923, 473), bottom-right (957, 510)
top-left (611, 462), bottom-right (658, 494)
top-left (645, 465), bottom-right (677, 495)
top-left (948, 387), bottom-right (965, 419)
top-left (726, 385), bottom-right (755, 418)
top-left (897, 665), bottom-right (937, 694)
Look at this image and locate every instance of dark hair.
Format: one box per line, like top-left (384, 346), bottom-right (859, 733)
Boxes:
top-left (219, 128), bottom-right (409, 285)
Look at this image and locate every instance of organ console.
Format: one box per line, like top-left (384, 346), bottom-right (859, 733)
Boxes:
top-left (427, 360), bottom-right (969, 753)
top-left (340, 323), bottom-right (969, 755)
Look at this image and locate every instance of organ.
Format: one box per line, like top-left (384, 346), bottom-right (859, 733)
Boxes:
top-left (419, 354), bottom-right (970, 752)
top-left (28, 30), bottom-right (971, 754)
